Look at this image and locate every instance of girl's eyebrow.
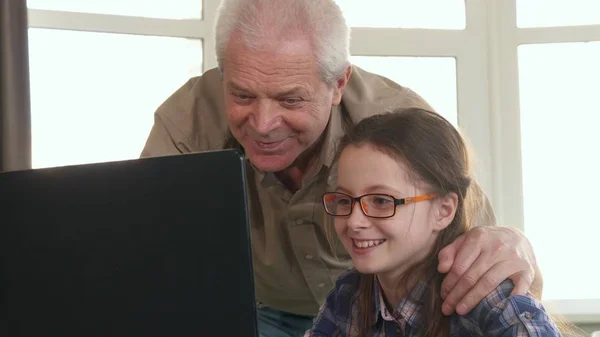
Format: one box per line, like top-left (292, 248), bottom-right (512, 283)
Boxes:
top-left (363, 184), bottom-right (401, 194)
top-left (334, 185), bottom-right (351, 194)
top-left (335, 184), bottom-right (406, 196)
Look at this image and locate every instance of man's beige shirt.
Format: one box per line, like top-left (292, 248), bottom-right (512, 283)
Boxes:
top-left (140, 65), bottom-right (496, 316)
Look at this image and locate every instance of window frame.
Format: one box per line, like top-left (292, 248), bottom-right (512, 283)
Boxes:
top-left (26, 0), bottom-right (600, 322)
top-left (27, 6), bottom-right (218, 71)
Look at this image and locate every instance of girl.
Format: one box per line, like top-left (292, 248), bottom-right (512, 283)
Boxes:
top-left (309, 108), bottom-right (563, 337)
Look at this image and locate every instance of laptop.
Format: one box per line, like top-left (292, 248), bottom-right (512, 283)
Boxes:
top-left (0, 149), bottom-right (258, 337)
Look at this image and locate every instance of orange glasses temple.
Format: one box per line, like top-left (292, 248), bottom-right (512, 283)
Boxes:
top-left (403, 193), bottom-right (438, 204)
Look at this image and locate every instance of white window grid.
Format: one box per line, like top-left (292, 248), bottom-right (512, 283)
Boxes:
top-left (27, 3), bottom-right (219, 71)
top-left (26, 0), bottom-right (600, 323)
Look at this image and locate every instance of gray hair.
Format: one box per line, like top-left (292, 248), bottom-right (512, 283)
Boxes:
top-left (214, 0), bottom-right (351, 84)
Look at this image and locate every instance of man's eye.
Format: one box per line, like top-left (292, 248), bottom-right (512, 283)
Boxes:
top-left (231, 91), bottom-right (252, 100)
top-left (282, 98), bottom-right (302, 105)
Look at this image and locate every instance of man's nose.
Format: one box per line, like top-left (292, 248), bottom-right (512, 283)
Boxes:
top-left (250, 100), bottom-right (281, 136)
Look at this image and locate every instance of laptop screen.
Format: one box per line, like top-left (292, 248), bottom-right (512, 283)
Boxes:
top-left (0, 150), bottom-right (257, 337)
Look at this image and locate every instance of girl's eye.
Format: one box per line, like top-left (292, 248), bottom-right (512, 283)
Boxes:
top-left (373, 197), bottom-right (391, 205)
top-left (337, 198), bottom-right (351, 206)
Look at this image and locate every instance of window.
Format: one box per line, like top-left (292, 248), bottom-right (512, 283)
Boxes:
top-left (26, 0), bottom-right (211, 168)
top-left (517, 0), bottom-right (600, 28)
top-left (518, 42), bottom-right (600, 301)
top-left (334, 0), bottom-right (465, 29)
top-left (28, 29), bottom-right (202, 169)
top-left (27, 0), bottom-right (202, 19)
top-left (350, 56), bottom-right (457, 125)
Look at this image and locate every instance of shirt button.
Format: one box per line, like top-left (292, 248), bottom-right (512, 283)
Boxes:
top-left (305, 254), bottom-right (314, 260)
top-left (318, 283), bottom-right (326, 288)
top-left (523, 312), bottom-right (533, 319)
top-left (295, 219), bottom-right (304, 225)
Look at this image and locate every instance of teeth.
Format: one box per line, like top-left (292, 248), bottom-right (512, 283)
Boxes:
top-left (353, 239), bottom-right (385, 248)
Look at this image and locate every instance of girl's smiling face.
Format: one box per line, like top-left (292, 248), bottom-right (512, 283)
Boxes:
top-left (334, 143), bottom-right (451, 281)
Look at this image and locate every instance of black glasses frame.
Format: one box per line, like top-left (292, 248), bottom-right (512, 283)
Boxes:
top-left (322, 192), bottom-right (438, 219)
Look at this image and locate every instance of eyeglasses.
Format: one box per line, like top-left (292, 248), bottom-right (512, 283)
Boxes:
top-left (322, 192), bottom-right (438, 218)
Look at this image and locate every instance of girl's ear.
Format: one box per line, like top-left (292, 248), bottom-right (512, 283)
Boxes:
top-left (432, 192), bottom-right (458, 232)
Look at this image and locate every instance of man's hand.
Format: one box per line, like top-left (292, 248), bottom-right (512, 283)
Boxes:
top-left (437, 226), bottom-right (543, 316)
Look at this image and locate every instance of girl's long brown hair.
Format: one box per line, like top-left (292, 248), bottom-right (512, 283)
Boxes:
top-left (334, 107), bottom-right (481, 337)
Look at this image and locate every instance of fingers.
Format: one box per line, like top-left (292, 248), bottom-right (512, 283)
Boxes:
top-left (510, 270), bottom-right (535, 297)
top-left (444, 260), bottom-right (532, 316)
top-left (437, 235), bottom-right (465, 274)
top-left (439, 234), bottom-right (479, 300)
top-left (441, 252), bottom-right (487, 315)
top-left (452, 262), bottom-right (513, 315)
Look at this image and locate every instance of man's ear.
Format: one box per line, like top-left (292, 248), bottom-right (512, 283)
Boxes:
top-left (332, 65), bottom-right (352, 106)
top-left (433, 193), bottom-right (458, 232)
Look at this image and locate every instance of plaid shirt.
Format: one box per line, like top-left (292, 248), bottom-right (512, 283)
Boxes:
top-left (306, 270), bottom-right (562, 337)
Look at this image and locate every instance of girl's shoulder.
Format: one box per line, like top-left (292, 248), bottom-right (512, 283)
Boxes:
top-left (457, 280), bottom-right (562, 337)
top-left (333, 268), bottom-right (362, 292)
top-left (308, 269), bottom-right (364, 337)
top-left (328, 269), bottom-right (363, 314)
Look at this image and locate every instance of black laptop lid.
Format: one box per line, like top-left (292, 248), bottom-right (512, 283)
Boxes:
top-left (0, 149), bottom-right (257, 337)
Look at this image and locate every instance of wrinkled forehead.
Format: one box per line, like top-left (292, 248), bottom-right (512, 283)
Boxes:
top-left (223, 35), bottom-right (320, 82)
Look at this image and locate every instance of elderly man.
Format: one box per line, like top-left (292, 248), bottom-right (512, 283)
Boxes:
top-left (141, 0), bottom-right (542, 336)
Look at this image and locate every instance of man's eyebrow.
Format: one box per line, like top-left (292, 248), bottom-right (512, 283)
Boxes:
top-left (275, 86), bottom-right (310, 97)
top-left (227, 81), bottom-right (249, 92)
top-left (227, 81), bottom-right (310, 97)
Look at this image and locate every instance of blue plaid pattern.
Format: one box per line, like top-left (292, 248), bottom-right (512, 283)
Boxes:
top-left (306, 270), bottom-right (562, 337)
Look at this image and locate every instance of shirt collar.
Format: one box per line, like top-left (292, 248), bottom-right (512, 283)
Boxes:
top-left (373, 277), bottom-right (429, 332)
top-left (319, 104), bottom-right (346, 169)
